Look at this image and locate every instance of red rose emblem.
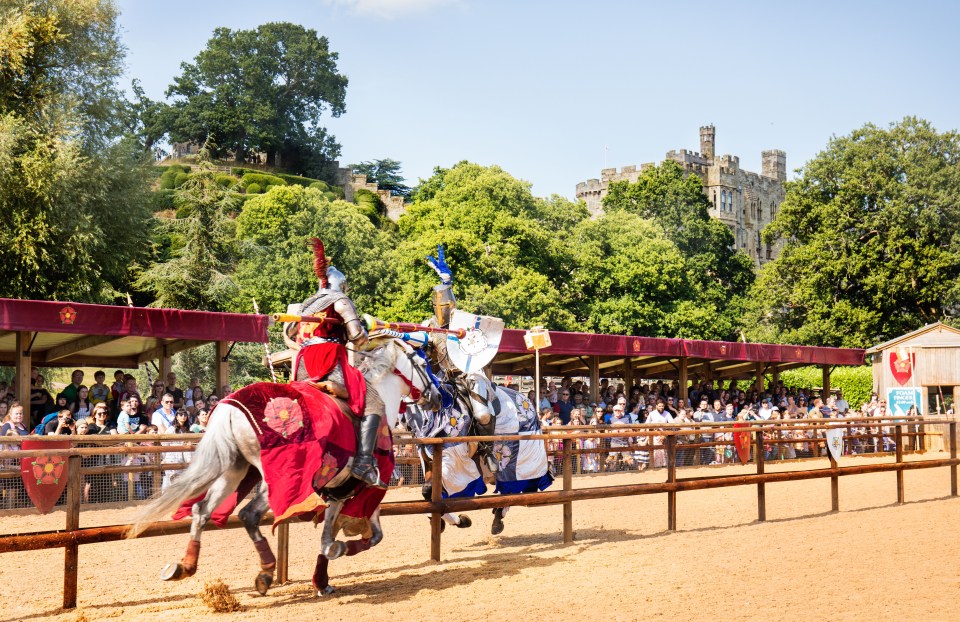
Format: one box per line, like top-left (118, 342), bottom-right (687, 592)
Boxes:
top-left (263, 397), bottom-right (305, 439)
top-left (59, 306), bottom-right (77, 325)
top-left (31, 455), bottom-right (66, 485)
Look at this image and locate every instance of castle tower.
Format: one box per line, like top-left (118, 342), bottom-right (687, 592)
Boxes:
top-left (761, 149), bottom-right (786, 182)
top-left (700, 125), bottom-right (715, 161)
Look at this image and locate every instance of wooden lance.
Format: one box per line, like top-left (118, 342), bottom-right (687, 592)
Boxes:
top-left (362, 314), bottom-right (467, 339)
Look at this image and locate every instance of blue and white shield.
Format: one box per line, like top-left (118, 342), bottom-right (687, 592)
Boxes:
top-left (446, 310), bottom-right (504, 374)
top-left (825, 426), bottom-right (844, 462)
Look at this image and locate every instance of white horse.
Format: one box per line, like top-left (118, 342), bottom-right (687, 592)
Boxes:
top-left (407, 373), bottom-right (552, 534)
top-left (128, 337), bottom-right (437, 597)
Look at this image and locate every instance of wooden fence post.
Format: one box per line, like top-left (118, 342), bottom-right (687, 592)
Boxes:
top-left (895, 425), bottom-right (904, 504)
top-left (63, 454), bottom-right (82, 609)
top-left (276, 523), bottom-right (289, 583)
top-left (666, 434), bottom-right (677, 531)
top-left (828, 440), bottom-right (839, 512)
top-left (951, 421), bottom-right (958, 497)
top-left (562, 439), bottom-right (573, 543)
top-left (755, 430), bottom-right (765, 522)
top-left (430, 444), bottom-right (443, 562)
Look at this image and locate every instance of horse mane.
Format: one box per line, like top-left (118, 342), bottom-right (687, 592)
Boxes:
top-left (356, 337), bottom-right (400, 383)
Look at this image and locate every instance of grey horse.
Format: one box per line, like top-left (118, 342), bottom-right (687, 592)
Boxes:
top-left (127, 337), bottom-right (437, 597)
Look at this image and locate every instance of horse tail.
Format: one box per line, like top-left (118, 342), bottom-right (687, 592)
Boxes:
top-left (126, 413), bottom-right (239, 538)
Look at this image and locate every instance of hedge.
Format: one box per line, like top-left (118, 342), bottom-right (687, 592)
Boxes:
top-left (276, 173), bottom-right (321, 187)
top-left (240, 172), bottom-right (286, 190)
top-left (173, 172), bottom-right (190, 188)
top-left (149, 189), bottom-right (176, 212)
top-left (159, 169), bottom-right (178, 190)
top-left (214, 173), bottom-right (237, 188)
top-left (308, 180), bottom-right (330, 192)
top-left (777, 365), bottom-right (873, 408)
top-left (245, 183), bottom-right (262, 195)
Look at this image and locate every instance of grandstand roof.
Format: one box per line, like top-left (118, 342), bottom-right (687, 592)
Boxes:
top-left (490, 329), bottom-right (865, 380)
top-left (0, 298), bottom-right (268, 369)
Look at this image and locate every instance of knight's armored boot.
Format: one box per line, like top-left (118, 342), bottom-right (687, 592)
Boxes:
top-left (351, 414), bottom-right (385, 489)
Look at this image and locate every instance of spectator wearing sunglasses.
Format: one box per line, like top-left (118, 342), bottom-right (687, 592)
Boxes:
top-left (151, 393), bottom-right (177, 433)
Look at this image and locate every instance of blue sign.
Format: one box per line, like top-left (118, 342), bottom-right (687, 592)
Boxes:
top-left (887, 388), bottom-right (923, 417)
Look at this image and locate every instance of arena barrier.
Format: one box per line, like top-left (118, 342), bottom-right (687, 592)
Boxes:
top-left (0, 417), bottom-right (956, 609)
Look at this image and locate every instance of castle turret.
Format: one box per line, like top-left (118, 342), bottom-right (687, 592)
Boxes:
top-left (700, 125), bottom-right (715, 161)
top-left (762, 149), bottom-right (786, 182)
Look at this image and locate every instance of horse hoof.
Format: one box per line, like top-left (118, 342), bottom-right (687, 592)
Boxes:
top-left (456, 514), bottom-right (472, 528)
top-left (255, 572), bottom-right (274, 595)
top-left (317, 585), bottom-right (336, 597)
top-left (325, 541), bottom-right (346, 561)
top-left (491, 509), bottom-right (504, 535)
top-left (160, 563), bottom-right (184, 581)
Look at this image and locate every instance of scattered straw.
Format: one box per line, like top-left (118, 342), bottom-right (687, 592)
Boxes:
top-left (199, 579), bottom-right (244, 613)
top-left (74, 610), bottom-right (90, 622)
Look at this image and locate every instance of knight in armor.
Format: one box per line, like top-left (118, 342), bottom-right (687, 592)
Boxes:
top-left (424, 245), bottom-right (498, 472)
top-left (285, 238), bottom-right (386, 489)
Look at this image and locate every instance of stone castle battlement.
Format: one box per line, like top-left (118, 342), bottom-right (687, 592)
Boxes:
top-left (575, 126), bottom-right (786, 266)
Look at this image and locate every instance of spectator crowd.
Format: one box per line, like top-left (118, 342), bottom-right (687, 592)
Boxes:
top-left (528, 376), bottom-right (912, 473)
top-left (0, 369), bottom-right (227, 508)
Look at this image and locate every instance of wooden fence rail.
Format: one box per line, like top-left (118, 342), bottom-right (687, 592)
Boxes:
top-left (0, 418), bottom-right (956, 609)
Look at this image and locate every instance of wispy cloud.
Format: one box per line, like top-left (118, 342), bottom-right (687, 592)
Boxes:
top-left (324, 0), bottom-right (461, 19)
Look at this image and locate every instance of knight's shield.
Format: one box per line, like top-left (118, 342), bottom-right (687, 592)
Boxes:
top-left (825, 426), bottom-right (844, 462)
top-left (446, 310), bottom-right (504, 374)
top-left (733, 422), bottom-right (751, 464)
top-left (20, 439), bottom-right (72, 514)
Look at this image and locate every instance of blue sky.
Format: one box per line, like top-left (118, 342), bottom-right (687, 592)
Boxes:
top-left (116, 0), bottom-right (960, 198)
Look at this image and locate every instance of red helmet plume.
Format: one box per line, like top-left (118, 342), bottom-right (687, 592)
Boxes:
top-left (311, 238), bottom-right (329, 289)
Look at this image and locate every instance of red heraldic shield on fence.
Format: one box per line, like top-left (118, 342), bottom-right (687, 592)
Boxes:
top-left (733, 422), bottom-right (751, 465)
top-left (20, 440), bottom-right (72, 514)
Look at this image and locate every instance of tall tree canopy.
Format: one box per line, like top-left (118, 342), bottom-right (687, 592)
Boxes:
top-left (743, 117), bottom-right (960, 347)
top-left (350, 158), bottom-right (411, 198)
top-left (135, 172), bottom-right (238, 310)
top-left (602, 161), bottom-right (755, 339)
top-left (0, 0), bottom-right (150, 302)
top-left (164, 22), bottom-right (347, 175)
top-left (232, 185), bottom-right (392, 316)
top-left (380, 162), bottom-right (586, 330)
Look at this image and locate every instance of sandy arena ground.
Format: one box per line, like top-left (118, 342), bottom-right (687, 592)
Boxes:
top-left (2, 455), bottom-right (959, 622)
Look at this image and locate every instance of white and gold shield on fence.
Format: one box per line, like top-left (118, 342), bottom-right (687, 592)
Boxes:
top-left (446, 310), bottom-right (504, 374)
top-left (825, 426), bottom-right (844, 462)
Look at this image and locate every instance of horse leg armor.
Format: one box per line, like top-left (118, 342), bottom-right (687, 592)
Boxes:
top-left (161, 463), bottom-right (248, 581)
top-left (238, 482), bottom-right (276, 595)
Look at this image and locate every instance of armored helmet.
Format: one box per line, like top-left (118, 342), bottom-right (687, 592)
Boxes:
top-left (432, 283), bottom-right (456, 328)
top-left (326, 266), bottom-right (347, 293)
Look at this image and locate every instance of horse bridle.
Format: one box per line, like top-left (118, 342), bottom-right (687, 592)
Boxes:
top-left (401, 349), bottom-right (440, 409)
top-left (351, 340), bottom-right (439, 410)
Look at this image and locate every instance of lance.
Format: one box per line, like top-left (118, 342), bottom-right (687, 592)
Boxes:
top-left (270, 313), bottom-right (467, 339)
top-left (362, 314), bottom-right (467, 338)
top-left (270, 313), bottom-right (343, 325)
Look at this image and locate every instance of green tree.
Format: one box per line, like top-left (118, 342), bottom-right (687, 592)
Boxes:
top-left (744, 117), bottom-right (960, 347)
top-left (0, 0), bottom-right (151, 302)
top-left (232, 185), bottom-right (392, 317)
top-left (602, 160), bottom-right (755, 339)
top-left (350, 158), bottom-right (411, 198)
top-left (135, 172), bottom-right (238, 310)
top-left (381, 162), bottom-right (586, 329)
top-left (164, 22), bottom-right (347, 172)
top-left (569, 210), bottom-right (694, 336)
